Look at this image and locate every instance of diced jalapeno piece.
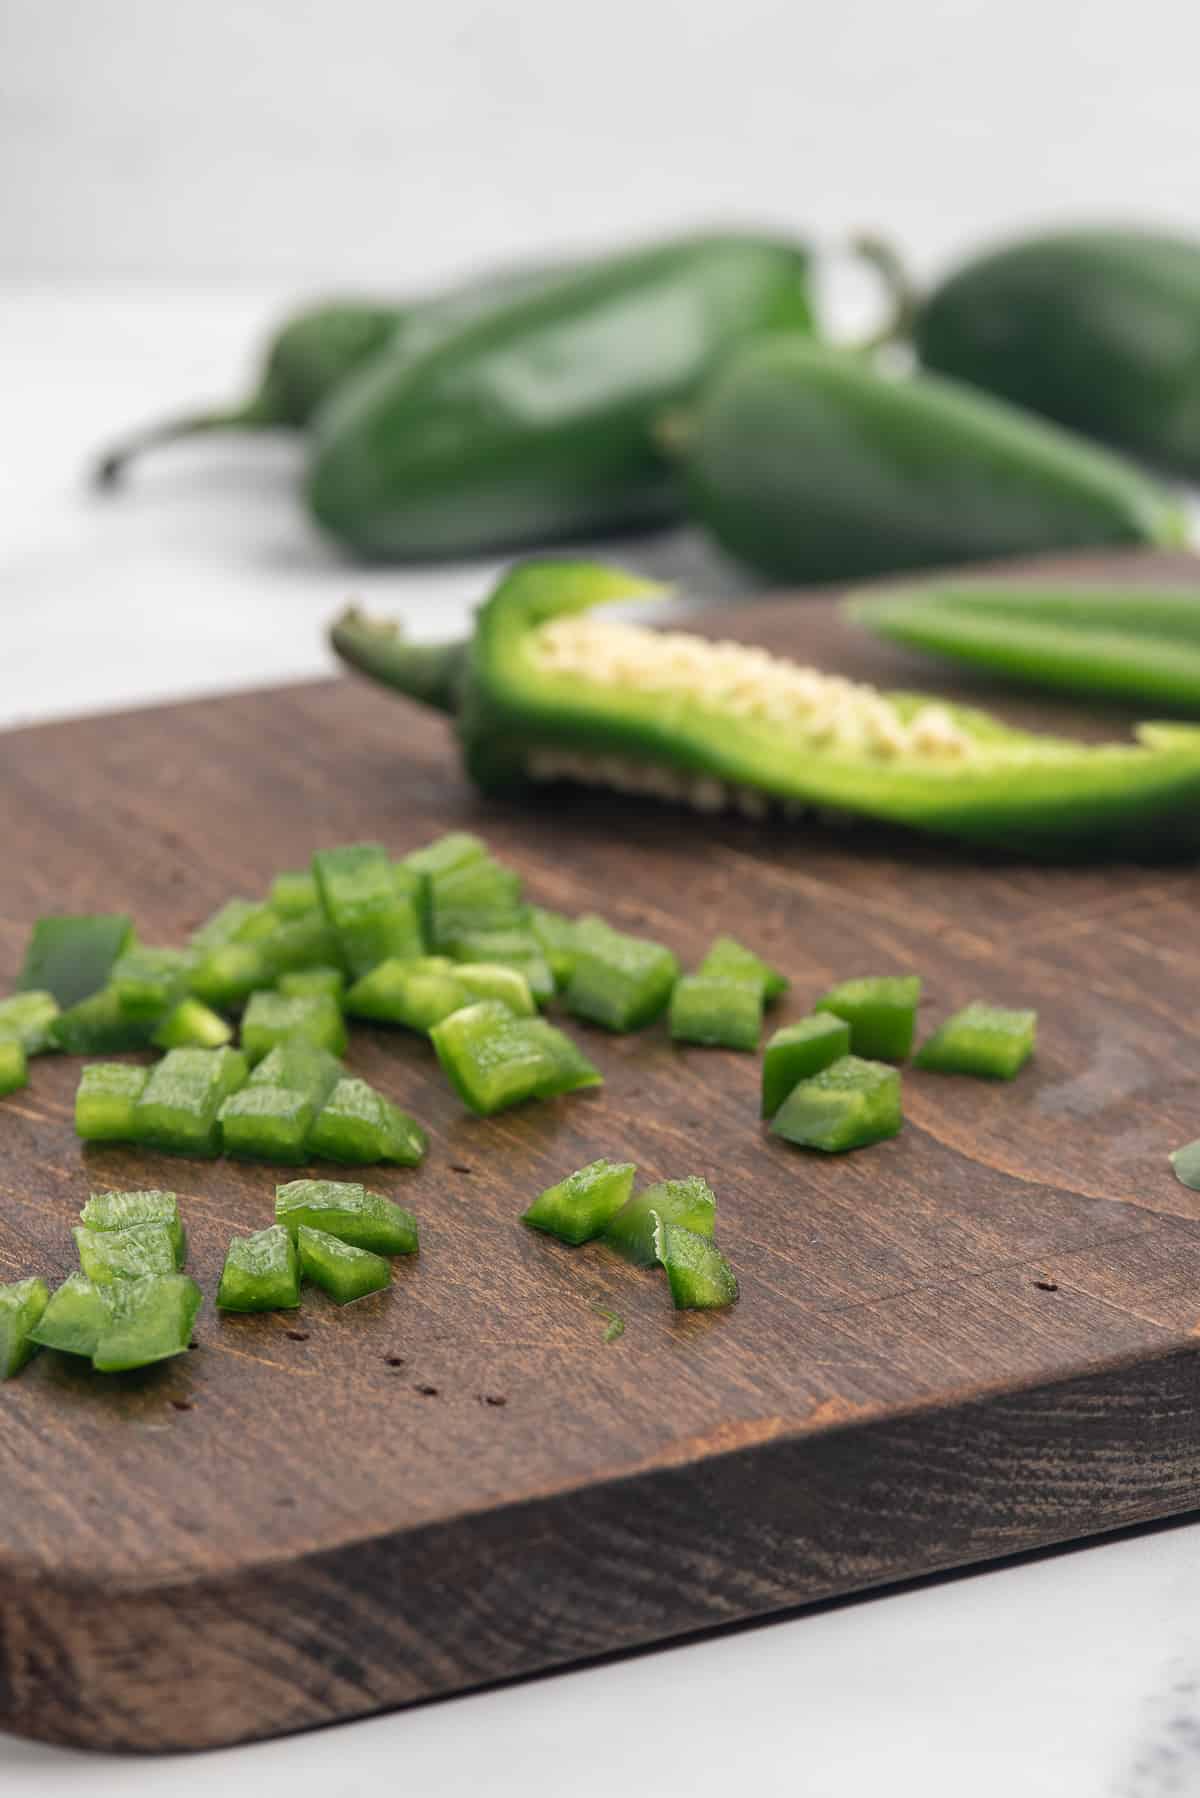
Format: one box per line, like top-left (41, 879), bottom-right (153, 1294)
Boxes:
top-left (1170, 1139), bottom-right (1200, 1190)
top-left (0, 990), bottom-right (60, 1054)
top-left (240, 991), bottom-right (347, 1063)
top-left (566, 916), bottom-right (679, 1032)
top-left (217, 1224), bottom-right (301, 1311)
top-left (74, 1220), bottom-right (181, 1283)
top-left (110, 945), bottom-right (193, 1019)
top-left (0, 1039), bottom-right (27, 1095)
top-left (527, 907), bottom-right (579, 988)
top-left (80, 1189), bottom-right (186, 1264)
top-left (453, 963), bottom-right (534, 1014)
top-left (92, 1274), bottom-right (203, 1372)
top-left (426, 855), bottom-right (524, 950)
top-left (313, 842), bottom-right (424, 976)
top-left (219, 1036), bottom-right (340, 1162)
top-left (604, 1176), bottom-right (716, 1267)
top-left (270, 870), bottom-right (320, 917)
top-left (761, 1014), bottom-right (852, 1116)
top-left (0, 1278), bottom-right (49, 1377)
top-left (815, 975), bottom-right (922, 1062)
top-left (445, 928), bottom-right (555, 1004)
top-left (131, 1045), bottom-right (249, 1156)
top-left (51, 987), bottom-right (158, 1054)
top-left (430, 1000), bottom-right (602, 1115)
top-left (74, 1063), bottom-right (147, 1140)
top-left (522, 1158), bottom-right (637, 1245)
top-left (402, 832), bottom-right (488, 935)
top-left (771, 1054), bottom-right (902, 1152)
top-left (257, 912), bottom-right (346, 982)
top-left (699, 935), bottom-right (788, 1002)
top-left (669, 974), bottom-right (762, 1050)
top-left (297, 1224), bottom-right (390, 1304)
top-left (278, 966), bottom-right (345, 1001)
top-left (16, 913), bottom-right (134, 1008)
top-left (188, 940), bottom-right (270, 1008)
top-left (914, 1002), bottom-right (1037, 1079)
top-left (151, 998), bottom-right (233, 1050)
top-left (346, 956), bottom-right (464, 1031)
top-left (30, 1273), bottom-right (114, 1357)
top-left (275, 1179), bottom-right (419, 1255)
top-left (247, 1037), bottom-right (343, 1099)
top-left (652, 1217), bottom-right (739, 1310)
top-left (189, 897), bottom-right (262, 950)
top-left (309, 1077), bottom-right (427, 1166)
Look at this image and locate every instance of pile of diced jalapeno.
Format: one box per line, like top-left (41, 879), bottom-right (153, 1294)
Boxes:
top-left (0, 829), bottom-right (1046, 1374)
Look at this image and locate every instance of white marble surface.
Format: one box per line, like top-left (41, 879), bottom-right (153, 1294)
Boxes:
top-left (3, 284), bottom-right (1200, 1795)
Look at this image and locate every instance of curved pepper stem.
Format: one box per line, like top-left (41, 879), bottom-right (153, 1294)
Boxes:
top-left (849, 233), bottom-right (922, 351)
top-left (91, 394), bottom-right (281, 488)
top-left (329, 607), bottom-right (468, 717)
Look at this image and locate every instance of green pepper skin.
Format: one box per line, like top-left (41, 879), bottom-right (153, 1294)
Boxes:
top-left (915, 229), bottom-right (1200, 479)
top-left (850, 580), bottom-right (1200, 714)
top-left (307, 233), bottom-right (814, 559)
top-left (334, 559), bottom-right (1200, 858)
top-left (682, 339), bottom-right (1186, 584)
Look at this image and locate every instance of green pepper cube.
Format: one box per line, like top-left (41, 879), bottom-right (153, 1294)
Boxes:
top-left (0, 1278), bottom-right (50, 1377)
top-left (402, 832), bottom-right (488, 935)
top-left (346, 956), bottom-right (464, 1031)
top-left (453, 963), bottom-right (535, 1016)
top-left (240, 991), bottom-right (347, 1063)
top-left (93, 1274), bottom-right (203, 1371)
top-left (445, 928), bottom-right (555, 1004)
top-left (522, 1158), bottom-right (636, 1245)
top-left (914, 1002), bottom-right (1037, 1079)
top-left (188, 940), bottom-right (270, 1008)
top-left (270, 870), bottom-right (320, 917)
top-left (257, 912), bottom-right (346, 983)
top-left (74, 1220), bottom-right (181, 1283)
top-left (0, 990), bottom-right (61, 1054)
top-left (30, 1273), bottom-right (113, 1357)
top-left (51, 987), bottom-right (157, 1054)
top-left (189, 897), bottom-right (261, 950)
top-left (669, 974), bottom-right (763, 1050)
top-left (566, 916), bottom-right (679, 1032)
top-left (527, 907), bottom-right (579, 988)
top-left (427, 855), bottom-right (524, 949)
top-left (217, 1224), bottom-right (301, 1312)
top-left (761, 1014), bottom-right (852, 1117)
top-left (110, 945), bottom-right (193, 1019)
top-left (430, 1000), bottom-right (602, 1115)
top-left (309, 1077), bottom-right (427, 1166)
top-left (78, 1067), bottom-right (137, 1140)
top-left (1172, 1139), bottom-right (1200, 1191)
top-left (699, 935), bottom-right (788, 1002)
top-left (275, 1179), bottom-right (419, 1255)
top-left (131, 1045), bottom-right (249, 1156)
top-left (815, 975), bottom-right (922, 1062)
top-left (313, 842), bottom-right (424, 976)
top-left (218, 1086), bottom-right (316, 1162)
top-left (652, 1218), bottom-right (739, 1310)
top-left (247, 1036), bottom-right (343, 1101)
top-left (0, 1039), bottom-right (27, 1096)
top-left (151, 997), bottom-right (232, 1050)
top-left (16, 913), bottom-right (134, 1008)
top-left (771, 1054), bottom-right (902, 1152)
top-left (278, 966), bottom-right (345, 1001)
top-left (298, 1224), bottom-right (390, 1304)
top-left (80, 1190), bottom-right (186, 1264)
top-left (604, 1176), bottom-right (716, 1268)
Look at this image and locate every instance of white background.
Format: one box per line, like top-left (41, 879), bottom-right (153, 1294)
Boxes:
top-left (4, 3), bottom-right (1200, 1792)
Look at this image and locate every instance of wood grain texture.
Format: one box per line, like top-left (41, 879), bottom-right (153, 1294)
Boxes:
top-left (4, 547), bottom-right (1200, 1752)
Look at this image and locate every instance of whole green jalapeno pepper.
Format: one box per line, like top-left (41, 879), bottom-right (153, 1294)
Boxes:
top-left (305, 232), bottom-right (814, 559)
top-left (914, 228), bottom-right (1200, 480)
top-left (92, 262), bottom-right (578, 486)
top-left (332, 559), bottom-right (1200, 859)
top-left (676, 338), bottom-right (1187, 585)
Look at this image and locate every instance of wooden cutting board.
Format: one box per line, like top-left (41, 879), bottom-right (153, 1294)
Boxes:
top-left (5, 548), bottom-right (1200, 1754)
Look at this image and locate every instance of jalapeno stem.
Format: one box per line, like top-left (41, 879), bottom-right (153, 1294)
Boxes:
top-left (91, 395), bottom-right (279, 488)
top-left (848, 232), bottom-right (922, 351)
top-left (330, 608), bottom-right (467, 716)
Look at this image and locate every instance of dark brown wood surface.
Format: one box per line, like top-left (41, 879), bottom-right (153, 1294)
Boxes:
top-left (4, 548), bottom-right (1200, 1753)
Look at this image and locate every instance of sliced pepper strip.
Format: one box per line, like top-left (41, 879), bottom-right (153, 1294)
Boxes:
top-left (333, 560), bottom-right (1200, 857)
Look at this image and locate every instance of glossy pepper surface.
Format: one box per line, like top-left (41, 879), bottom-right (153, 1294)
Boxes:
top-left (680, 339), bottom-right (1186, 583)
top-left (850, 579), bottom-right (1200, 714)
top-left (915, 228), bottom-right (1200, 479)
top-left (307, 232), bottom-right (814, 558)
top-left (333, 559), bottom-right (1200, 859)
